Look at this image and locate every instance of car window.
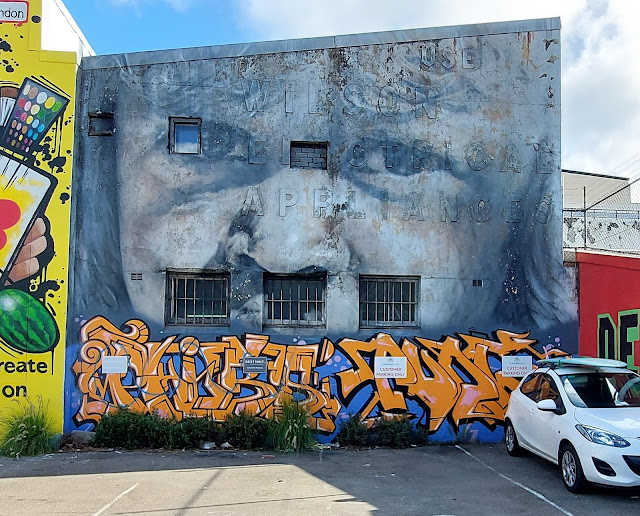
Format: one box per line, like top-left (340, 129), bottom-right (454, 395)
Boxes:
top-left (560, 371), bottom-right (640, 408)
top-left (537, 374), bottom-right (563, 407)
top-left (519, 373), bottom-right (539, 400)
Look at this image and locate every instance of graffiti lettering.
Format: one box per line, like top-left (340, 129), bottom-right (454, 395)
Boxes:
top-left (597, 309), bottom-right (640, 371)
top-left (73, 317), bottom-right (568, 437)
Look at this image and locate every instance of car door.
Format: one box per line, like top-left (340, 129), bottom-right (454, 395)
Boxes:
top-left (509, 372), bottom-right (541, 449)
top-left (527, 373), bottom-right (564, 462)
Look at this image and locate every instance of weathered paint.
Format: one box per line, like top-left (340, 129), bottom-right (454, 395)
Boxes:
top-left (0, 0), bottom-right (77, 431)
top-left (577, 251), bottom-right (640, 372)
top-left (67, 19), bottom-right (577, 441)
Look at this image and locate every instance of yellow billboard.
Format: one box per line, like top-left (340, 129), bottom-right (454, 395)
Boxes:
top-left (0, 0), bottom-right (76, 432)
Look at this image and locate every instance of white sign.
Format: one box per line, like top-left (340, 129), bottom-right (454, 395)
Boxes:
top-left (374, 356), bottom-right (407, 378)
top-left (502, 355), bottom-right (533, 377)
top-left (0, 2), bottom-right (29, 23)
top-left (102, 356), bottom-right (129, 374)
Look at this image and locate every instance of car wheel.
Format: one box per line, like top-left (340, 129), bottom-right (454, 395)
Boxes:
top-left (505, 421), bottom-right (522, 457)
top-left (560, 443), bottom-right (589, 493)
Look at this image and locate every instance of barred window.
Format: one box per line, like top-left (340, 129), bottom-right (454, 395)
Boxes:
top-left (165, 271), bottom-right (230, 325)
top-left (264, 274), bottom-right (326, 327)
top-left (359, 276), bottom-right (419, 328)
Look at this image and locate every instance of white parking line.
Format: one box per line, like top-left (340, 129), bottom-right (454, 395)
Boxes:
top-left (91, 483), bottom-right (139, 516)
top-left (455, 446), bottom-right (574, 516)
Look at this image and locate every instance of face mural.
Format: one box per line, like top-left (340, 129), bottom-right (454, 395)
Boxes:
top-left (67, 20), bottom-right (577, 440)
top-left (0, 1), bottom-right (76, 431)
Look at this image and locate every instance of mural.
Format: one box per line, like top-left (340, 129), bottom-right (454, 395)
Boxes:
top-left (598, 309), bottom-right (639, 372)
top-left (67, 20), bottom-right (578, 441)
top-left (71, 316), bottom-right (568, 442)
top-left (0, 0), bottom-right (76, 431)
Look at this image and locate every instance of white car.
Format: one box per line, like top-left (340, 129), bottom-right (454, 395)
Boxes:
top-left (504, 357), bottom-right (640, 492)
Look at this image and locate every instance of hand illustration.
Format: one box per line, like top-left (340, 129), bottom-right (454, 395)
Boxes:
top-left (7, 217), bottom-right (48, 283)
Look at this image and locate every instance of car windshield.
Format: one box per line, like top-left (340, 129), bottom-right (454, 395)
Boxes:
top-left (560, 371), bottom-right (640, 408)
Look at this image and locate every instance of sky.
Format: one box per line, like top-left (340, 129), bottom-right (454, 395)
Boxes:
top-left (62, 0), bottom-right (640, 177)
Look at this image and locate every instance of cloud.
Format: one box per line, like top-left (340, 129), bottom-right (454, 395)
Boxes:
top-left (238, 0), bottom-right (640, 176)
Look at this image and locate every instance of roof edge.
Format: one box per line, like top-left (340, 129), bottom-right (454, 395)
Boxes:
top-left (81, 17), bottom-right (560, 70)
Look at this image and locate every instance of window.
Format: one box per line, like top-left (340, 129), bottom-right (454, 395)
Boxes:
top-left (264, 273), bottom-right (326, 327)
top-left (519, 373), bottom-right (540, 400)
top-left (165, 271), bottom-right (230, 325)
top-left (359, 276), bottom-right (419, 328)
top-left (290, 141), bottom-right (328, 169)
top-left (169, 117), bottom-right (201, 154)
top-left (88, 112), bottom-right (114, 136)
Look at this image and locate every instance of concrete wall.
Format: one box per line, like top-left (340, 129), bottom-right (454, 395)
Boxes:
top-left (65, 19), bottom-right (578, 442)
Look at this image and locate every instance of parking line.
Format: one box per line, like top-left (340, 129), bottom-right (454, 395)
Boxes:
top-left (91, 483), bottom-right (139, 516)
top-left (455, 446), bottom-right (574, 516)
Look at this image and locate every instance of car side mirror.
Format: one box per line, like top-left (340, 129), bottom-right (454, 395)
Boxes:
top-left (537, 399), bottom-right (557, 411)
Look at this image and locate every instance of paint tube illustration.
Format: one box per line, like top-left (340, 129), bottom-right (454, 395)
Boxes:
top-left (0, 149), bottom-right (56, 285)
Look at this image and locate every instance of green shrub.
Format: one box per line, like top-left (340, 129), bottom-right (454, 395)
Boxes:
top-left (93, 407), bottom-right (171, 449)
top-left (169, 417), bottom-right (222, 449)
top-left (337, 413), bottom-right (368, 447)
top-left (268, 399), bottom-right (316, 452)
top-left (368, 414), bottom-right (413, 448)
top-left (222, 410), bottom-right (270, 449)
top-left (0, 397), bottom-right (56, 458)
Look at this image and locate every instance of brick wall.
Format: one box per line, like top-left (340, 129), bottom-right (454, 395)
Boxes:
top-left (290, 142), bottom-right (327, 169)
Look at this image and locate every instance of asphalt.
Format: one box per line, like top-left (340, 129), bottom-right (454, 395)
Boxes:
top-left (0, 445), bottom-right (638, 515)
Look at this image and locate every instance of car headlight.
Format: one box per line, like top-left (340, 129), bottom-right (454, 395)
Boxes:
top-left (575, 425), bottom-right (631, 447)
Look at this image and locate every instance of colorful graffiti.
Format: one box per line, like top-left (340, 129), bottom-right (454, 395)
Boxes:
top-left (72, 316), bottom-right (568, 436)
top-left (0, 0), bottom-right (77, 431)
top-left (598, 309), bottom-right (640, 372)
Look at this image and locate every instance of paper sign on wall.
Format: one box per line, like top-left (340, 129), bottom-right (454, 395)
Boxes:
top-left (502, 355), bottom-right (533, 377)
top-left (102, 356), bottom-right (129, 374)
top-left (374, 356), bottom-right (407, 378)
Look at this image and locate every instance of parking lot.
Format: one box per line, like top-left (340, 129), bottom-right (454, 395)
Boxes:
top-left (0, 445), bottom-right (638, 515)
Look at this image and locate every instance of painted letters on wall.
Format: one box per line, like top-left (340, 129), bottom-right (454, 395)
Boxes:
top-left (70, 316), bottom-right (568, 442)
top-left (0, 0), bottom-right (76, 431)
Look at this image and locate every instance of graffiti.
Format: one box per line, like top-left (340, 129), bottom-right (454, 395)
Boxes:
top-left (72, 316), bottom-right (568, 436)
top-left (598, 309), bottom-right (640, 371)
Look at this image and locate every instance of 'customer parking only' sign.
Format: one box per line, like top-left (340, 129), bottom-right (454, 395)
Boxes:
top-left (502, 355), bottom-right (533, 377)
top-left (374, 356), bottom-right (407, 378)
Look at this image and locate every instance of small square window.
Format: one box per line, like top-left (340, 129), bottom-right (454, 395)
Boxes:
top-left (165, 270), bottom-right (230, 325)
top-left (88, 112), bottom-right (114, 136)
top-left (264, 273), bottom-right (326, 327)
top-left (359, 275), bottom-right (419, 328)
top-left (290, 141), bottom-right (328, 169)
top-left (472, 279), bottom-right (483, 287)
top-left (170, 117), bottom-right (201, 154)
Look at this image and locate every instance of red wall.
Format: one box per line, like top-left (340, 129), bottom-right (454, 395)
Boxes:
top-left (577, 251), bottom-right (640, 371)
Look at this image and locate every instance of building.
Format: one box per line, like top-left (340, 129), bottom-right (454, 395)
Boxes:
top-left (61, 17), bottom-right (577, 443)
top-left (0, 0), bottom-right (92, 432)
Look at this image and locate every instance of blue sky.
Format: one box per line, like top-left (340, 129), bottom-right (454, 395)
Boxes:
top-left (62, 0), bottom-right (640, 178)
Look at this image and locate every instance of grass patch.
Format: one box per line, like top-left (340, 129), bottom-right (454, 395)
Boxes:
top-left (268, 398), bottom-right (316, 452)
top-left (0, 397), bottom-right (56, 458)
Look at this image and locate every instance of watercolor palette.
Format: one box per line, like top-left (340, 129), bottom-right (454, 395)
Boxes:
top-left (1, 77), bottom-right (69, 156)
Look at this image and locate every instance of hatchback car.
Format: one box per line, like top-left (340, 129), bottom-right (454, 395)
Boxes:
top-left (504, 357), bottom-right (640, 492)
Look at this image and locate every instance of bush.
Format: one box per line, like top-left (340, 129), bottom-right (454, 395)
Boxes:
top-left (368, 414), bottom-right (413, 448)
top-left (93, 407), bottom-right (171, 449)
top-left (337, 413), bottom-right (368, 447)
top-left (222, 410), bottom-right (270, 449)
top-left (169, 416), bottom-right (222, 449)
top-left (0, 397), bottom-right (56, 458)
top-left (268, 399), bottom-right (316, 452)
